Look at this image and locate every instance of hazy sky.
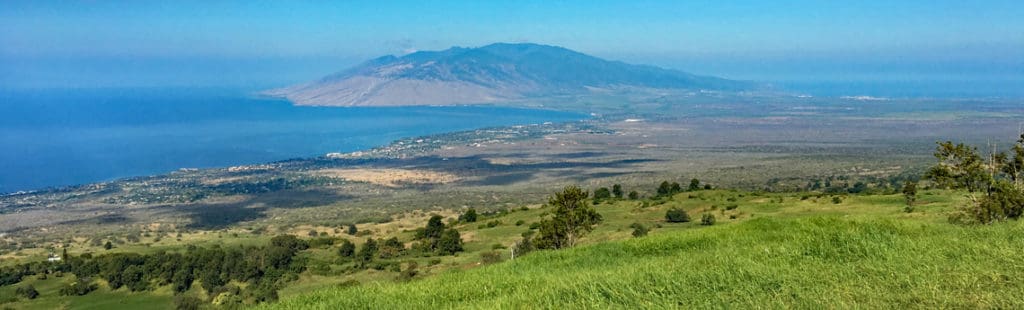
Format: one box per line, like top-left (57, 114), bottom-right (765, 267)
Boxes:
top-left (2, 1), bottom-right (1022, 89)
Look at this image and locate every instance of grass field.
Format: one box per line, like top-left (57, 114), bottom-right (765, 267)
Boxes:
top-left (4, 188), bottom-right (1022, 309)
top-left (261, 189), bottom-right (1024, 309)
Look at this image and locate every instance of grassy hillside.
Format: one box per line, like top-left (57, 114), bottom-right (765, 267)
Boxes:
top-left (265, 192), bottom-right (1024, 309)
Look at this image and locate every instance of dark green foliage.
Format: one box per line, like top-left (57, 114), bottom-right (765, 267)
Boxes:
top-left (480, 251), bottom-right (503, 264)
top-left (459, 208), bottom-right (478, 223)
top-left (436, 229), bottom-right (464, 255)
top-left (359, 238), bottom-right (379, 263)
top-left (485, 220), bottom-right (501, 228)
top-left (612, 184), bottom-right (623, 199)
top-left (59, 278), bottom-right (97, 296)
top-left (657, 181), bottom-right (683, 197)
top-left (379, 237), bottom-right (405, 259)
top-left (628, 191), bottom-right (639, 200)
top-left (15, 285), bottom-right (38, 299)
top-left (593, 187), bottom-right (612, 201)
top-left (103, 241), bottom-right (112, 250)
top-left (725, 204), bottom-right (739, 210)
top-left (963, 180), bottom-right (1024, 224)
top-left (902, 181), bottom-right (918, 212)
top-left (689, 179), bottom-right (701, 191)
top-left (174, 295), bottom-right (203, 310)
top-left (832, 196), bottom-right (843, 204)
top-left (338, 239), bottom-right (356, 258)
top-left (515, 220), bottom-right (526, 226)
top-left (924, 141), bottom-right (989, 191)
top-left (346, 224), bottom-right (358, 235)
top-left (665, 207), bottom-right (691, 223)
top-left (629, 223), bottom-right (649, 237)
top-left (422, 215), bottom-right (446, 240)
top-left (701, 213), bottom-right (716, 226)
top-left (670, 182), bottom-right (682, 193)
top-left (533, 185), bottom-right (603, 249)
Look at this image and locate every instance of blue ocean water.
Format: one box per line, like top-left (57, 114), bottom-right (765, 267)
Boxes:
top-left (0, 88), bottom-right (585, 193)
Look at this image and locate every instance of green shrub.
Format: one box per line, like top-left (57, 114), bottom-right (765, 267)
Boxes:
top-left (629, 223), bottom-right (649, 237)
top-left (480, 251), bottom-right (503, 264)
top-left (832, 196), bottom-right (843, 204)
top-left (515, 220), bottom-right (526, 226)
top-left (701, 213), bottom-right (716, 226)
top-left (15, 285), bottom-right (38, 300)
top-left (665, 207), bottom-right (691, 223)
top-left (459, 208), bottom-right (478, 223)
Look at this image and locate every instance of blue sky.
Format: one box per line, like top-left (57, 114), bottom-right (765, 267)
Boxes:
top-left (2, 1), bottom-right (1022, 89)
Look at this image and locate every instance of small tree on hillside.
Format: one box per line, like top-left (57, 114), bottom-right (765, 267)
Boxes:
top-left (422, 215), bottom-right (446, 240)
top-left (593, 187), bottom-right (612, 202)
top-left (534, 185), bottom-right (603, 249)
top-left (338, 239), bottom-right (355, 258)
top-left (628, 191), bottom-right (639, 200)
top-left (688, 179), bottom-right (701, 191)
top-left (902, 181), bottom-right (918, 213)
top-left (346, 224), bottom-right (357, 235)
top-left (612, 184), bottom-right (624, 199)
top-left (436, 229), bottom-right (464, 255)
top-left (459, 208), bottom-right (478, 223)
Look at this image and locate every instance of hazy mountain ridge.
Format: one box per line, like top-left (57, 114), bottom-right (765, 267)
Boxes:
top-left (265, 43), bottom-right (759, 106)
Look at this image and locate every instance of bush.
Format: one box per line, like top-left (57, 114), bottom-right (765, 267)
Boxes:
top-left (665, 207), bottom-right (691, 223)
top-left (459, 208), bottom-right (478, 223)
top-left (629, 223), bottom-right (649, 237)
top-left (480, 251), bottom-right (503, 264)
top-left (15, 285), bottom-right (39, 300)
top-left (832, 196), bottom-right (843, 204)
top-left (174, 295), bottom-right (203, 310)
top-left (338, 239), bottom-right (356, 258)
top-left (725, 204), bottom-right (738, 210)
top-left (515, 220), bottom-right (526, 226)
top-left (701, 213), bottom-right (716, 226)
top-left (628, 191), bottom-right (639, 200)
top-left (60, 278), bottom-right (98, 296)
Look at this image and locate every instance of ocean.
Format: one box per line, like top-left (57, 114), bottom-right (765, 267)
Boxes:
top-left (0, 88), bottom-right (585, 193)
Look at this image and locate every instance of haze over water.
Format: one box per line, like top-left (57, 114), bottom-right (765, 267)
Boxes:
top-left (0, 88), bottom-right (584, 193)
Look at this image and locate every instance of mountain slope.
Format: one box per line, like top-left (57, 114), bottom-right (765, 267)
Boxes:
top-left (262, 215), bottom-right (1024, 309)
top-left (264, 43), bottom-right (758, 106)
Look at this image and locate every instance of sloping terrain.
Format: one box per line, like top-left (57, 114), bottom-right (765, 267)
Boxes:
top-left (264, 43), bottom-right (757, 106)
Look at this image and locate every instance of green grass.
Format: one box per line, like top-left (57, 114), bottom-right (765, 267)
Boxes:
top-left (263, 192), bottom-right (1024, 309)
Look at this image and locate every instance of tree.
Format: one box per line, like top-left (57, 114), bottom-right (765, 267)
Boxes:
top-left (665, 207), bottom-right (691, 223)
top-left (688, 178), bottom-right (701, 191)
top-left (902, 181), bottom-right (918, 212)
top-left (422, 215), bottom-right (445, 240)
top-left (593, 187), bottom-right (612, 201)
top-left (358, 238), bottom-right (378, 263)
top-left (379, 237), bottom-right (405, 258)
top-left (612, 184), bottom-right (624, 199)
top-left (103, 241), bottom-right (113, 250)
top-left (670, 182), bottom-right (682, 193)
top-left (346, 224), bottom-right (358, 235)
top-left (657, 181), bottom-right (671, 196)
top-left (338, 239), bottom-right (355, 258)
top-left (436, 229), bottom-right (464, 255)
top-left (459, 208), bottom-right (478, 223)
top-left (533, 186), bottom-right (603, 249)
top-left (628, 191), bottom-right (639, 200)
top-left (924, 141), bottom-right (990, 192)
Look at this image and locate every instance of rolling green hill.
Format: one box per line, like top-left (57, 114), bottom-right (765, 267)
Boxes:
top-left (264, 191), bottom-right (1024, 309)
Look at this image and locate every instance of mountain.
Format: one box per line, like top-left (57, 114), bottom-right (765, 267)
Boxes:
top-left (264, 43), bottom-right (759, 106)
